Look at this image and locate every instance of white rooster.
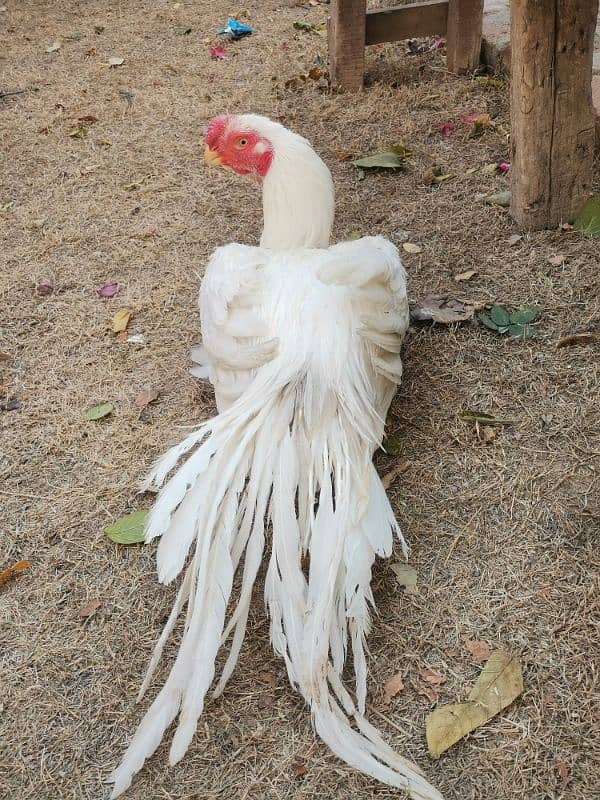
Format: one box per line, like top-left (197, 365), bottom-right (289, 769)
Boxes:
top-left (109, 114), bottom-right (442, 800)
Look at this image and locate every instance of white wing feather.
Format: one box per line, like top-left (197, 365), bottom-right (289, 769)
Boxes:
top-left (109, 236), bottom-right (442, 800)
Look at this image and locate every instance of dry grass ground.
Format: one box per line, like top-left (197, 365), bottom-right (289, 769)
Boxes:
top-left (1, 2), bottom-right (599, 800)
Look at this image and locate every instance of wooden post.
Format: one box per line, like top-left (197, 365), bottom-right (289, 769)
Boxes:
top-left (329, 0), bottom-right (367, 91)
top-left (510, 0), bottom-right (599, 229)
top-left (446, 0), bottom-right (484, 72)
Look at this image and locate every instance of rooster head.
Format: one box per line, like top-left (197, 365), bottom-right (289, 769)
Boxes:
top-left (204, 115), bottom-right (274, 180)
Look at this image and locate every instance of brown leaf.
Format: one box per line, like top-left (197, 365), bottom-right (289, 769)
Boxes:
top-left (548, 254), bottom-right (566, 266)
top-left (381, 460), bottom-right (410, 489)
top-left (115, 331), bottom-right (129, 342)
top-left (476, 424), bottom-right (496, 444)
top-left (383, 672), bottom-right (405, 704)
top-left (411, 294), bottom-right (475, 324)
top-left (78, 598), bottom-right (102, 617)
top-left (419, 667), bottom-right (445, 687)
top-left (0, 352), bottom-right (11, 362)
top-left (257, 694), bottom-right (274, 709)
top-left (112, 307), bottom-right (133, 333)
top-left (257, 670), bottom-right (276, 687)
top-left (556, 332), bottom-right (598, 348)
top-left (36, 279), bottom-right (54, 296)
top-left (402, 242), bottom-right (422, 254)
top-left (416, 683), bottom-right (439, 703)
top-left (291, 761), bottom-right (307, 777)
top-left (135, 385), bottom-right (160, 408)
top-left (556, 762), bottom-right (569, 789)
top-left (462, 636), bottom-right (491, 663)
top-left (453, 270), bottom-right (477, 282)
top-left (78, 114), bottom-right (98, 124)
top-left (0, 559), bottom-right (32, 586)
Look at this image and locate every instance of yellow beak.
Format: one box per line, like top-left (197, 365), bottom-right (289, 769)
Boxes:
top-left (204, 145), bottom-right (223, 167)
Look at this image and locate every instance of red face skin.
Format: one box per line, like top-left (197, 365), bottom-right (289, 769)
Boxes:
top-left (205, 116), bottom-right (273, 180)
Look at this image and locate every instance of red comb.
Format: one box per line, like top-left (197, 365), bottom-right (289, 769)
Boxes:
top-left (205, 116), bottom-right (229, 148)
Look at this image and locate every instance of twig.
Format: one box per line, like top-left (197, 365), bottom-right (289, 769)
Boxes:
top-left (0, 86), bottom-right (37, 100)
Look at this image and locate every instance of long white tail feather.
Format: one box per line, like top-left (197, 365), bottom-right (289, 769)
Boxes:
top-left (109, 368), bottom-right (442, 800)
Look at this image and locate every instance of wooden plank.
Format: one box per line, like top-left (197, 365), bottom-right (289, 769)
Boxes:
top-left (365, 1), bottom-right (448, 46)
top-left (329, 0), bottom-right (367, 91)
top-left (510, 0), bottom-right (599, 229)
top-left (446, 0), bottom-right (483, 72)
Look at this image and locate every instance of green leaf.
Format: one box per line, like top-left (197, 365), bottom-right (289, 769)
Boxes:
top-left (459, 409), bottom-right (516, 426)
top-left (476, 76), bottom-right (504, 89)
top-left (507, 323), bottom-right (535, 341)
top-left (496, 326), bottom-right (509, 334)
top-left (490, 305), bottom-right (510, 327)
top-left (352, 145), bottom-right (410, 170)
top-left (348, 230), bottom-right (362, 241)
top-left (477, 313), bottom-right (499, 331)
top-left (85, 402), bottom-right (114, 421)
top-left (509, 306), bottom-right (539, 324)
top-left (382, 434), bottom-right (403, 456)
top-left (105, 510), bottom-right (149, 544)
top-left (573, 193), bottom-right (600, 237)
top-left (293, 20), bottom-right (314, 31)
top-left (508, 324), bottom-right (524, 338)
top-left (484, 190), bottom-right (511, 207)
top-left (391, 563), bottom-right (418, 594)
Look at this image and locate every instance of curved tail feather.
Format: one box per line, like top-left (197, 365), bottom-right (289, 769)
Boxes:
top-left (108, 371), bottom-right (442, 800)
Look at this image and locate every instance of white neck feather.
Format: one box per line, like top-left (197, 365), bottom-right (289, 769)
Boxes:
top-left (237, 115), bottom-right (335, 250)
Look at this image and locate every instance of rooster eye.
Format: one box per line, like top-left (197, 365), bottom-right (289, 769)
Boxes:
top-left (237, 138), bottom-right (248, 148)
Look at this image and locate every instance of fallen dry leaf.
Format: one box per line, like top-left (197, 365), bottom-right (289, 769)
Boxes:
top-left (334, 150), bottom-right (353, 161)
top-left (135, 385), bottom-right (160, 408)
top-left (391, 563), bottom-right (418, 594)
top-left (258, 670), bottom-right (276, 687)
top-left (548, 254), bottom-right (566, 267)
top-left (476, 424), bottom-right (497, 445)
top-left (36, 279), bottom-right (54, 296)
top-left (426, 649), bottom-right (523, 758)
top-left (383, 672), bottom-right (405, 704)
top-left (108, 56), bottom-right (124, 67)
top-left (556, 762), bottom-right (569, 789)
top-left (402, 242), bottom-right (422, 254)
top-left (508, 234), bottom-right (522, 246)
top-left (78, 598), bottom-right (102, 617)
top-left (419, 667), bottom-right (445, 687)
top-left (453, 270), bottom-right (477, 282)
top-left (381, 460), bottom-right (410, 489)
top-left (257, 694), bottom-right (274, 709)
top-left (96, 282), bottom-right (119, 298)
top-left (115, 331), bottom-right (128, 343)
top-left (411, 294), bottom-right (475, 325)
top-left (462, 636), bottom-right (491, 663)
top-left (0, 559), bottom-right (32, 586)
top-left (555, 332), bottom-right (598, 348)
top-left (45, 41), bottom-right (62, 53)
top-left (0, 352), bottom-right (11, 362)
top-left (291, 761), bottom-right (307, 777)
top-left (78, 114), bottom-right (98, 124)
top-left (416, 683), bottom-right (440, 703)
top-left (112, 308), bottom-right (133, 333)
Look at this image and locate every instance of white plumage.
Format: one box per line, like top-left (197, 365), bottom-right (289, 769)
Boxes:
top-left (108, 114), bottom-right (442, 800)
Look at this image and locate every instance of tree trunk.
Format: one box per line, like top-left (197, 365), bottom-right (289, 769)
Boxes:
top-left (510, 0), bottom-right (599, 229)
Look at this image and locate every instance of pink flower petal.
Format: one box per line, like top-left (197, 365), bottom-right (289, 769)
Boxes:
top-left (497, 161), bottom-right (510, 173)
top-left (461, 112), bottom-right (480, 125)
top-left (209, 46), bottom-right (227, 60)
top-left (96, 282), bottom-right (119, 298)
top-left (436, 121), bottom-right (455, 137)
top-left (429, 37), bottom-right (445, 51)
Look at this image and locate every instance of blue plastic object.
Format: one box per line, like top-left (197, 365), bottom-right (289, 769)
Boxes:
top-left (218, 18), bottom-right (254, 40)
